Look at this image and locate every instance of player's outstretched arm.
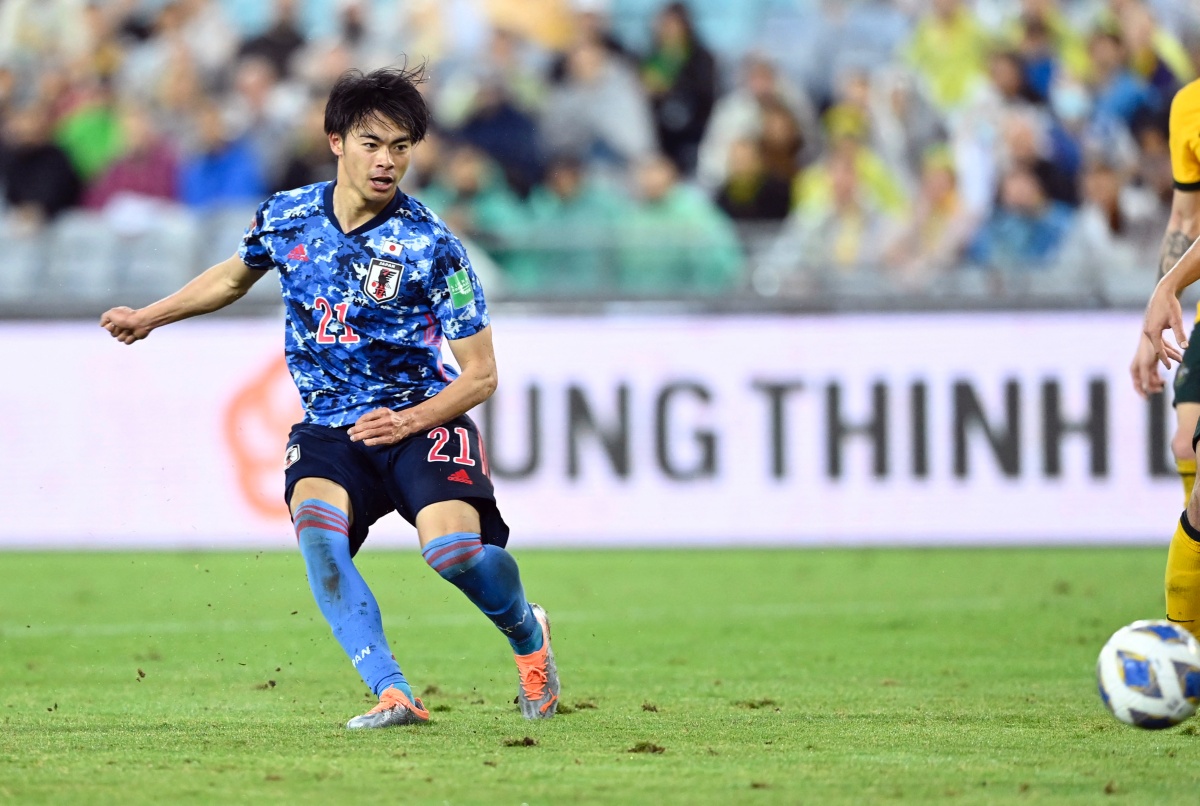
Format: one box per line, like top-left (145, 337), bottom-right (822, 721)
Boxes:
top-left (1134, 192), bottom-right (1200, 390)
top-left (1145, 190), bottom-right (1200, 368)
top-left (349, 325), bottom-right (498, 447)
top-left (100, 255), bottom-right (265, 345)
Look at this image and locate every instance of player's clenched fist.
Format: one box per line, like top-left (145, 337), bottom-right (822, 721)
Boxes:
top-left (100, 307), bottom-right (152, 345)
top-left (348, 407), bottom-right (416, 446)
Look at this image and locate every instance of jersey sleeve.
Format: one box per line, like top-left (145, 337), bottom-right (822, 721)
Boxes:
top-left (1170, 82), bottom-right (1200, 191)
top-left (427, 229), bottom-right (489, 341)
top-left (237, 200), bottom-right (275, 270)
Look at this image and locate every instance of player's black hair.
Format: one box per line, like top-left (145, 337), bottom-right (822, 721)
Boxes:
top-left (324, 64), bottom-right (430, 143)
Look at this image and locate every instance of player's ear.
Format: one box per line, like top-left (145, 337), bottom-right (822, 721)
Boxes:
top-left (329, 132), bottom-right (344, 158)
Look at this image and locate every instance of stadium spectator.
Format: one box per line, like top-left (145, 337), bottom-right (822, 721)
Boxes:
top-left (436, 29), bottom-right (548, 130)
top-left (1004, 2), bottom-right (1091, 103)
top-left (714, 137), bottom-right (791, 223)
top-left (455, 79), bottom-right (545, 197)
top-left (639, 2), bottom-right (717, 175)
top-left (792, 112), bottom-right (907, 219)
top-left (539, 36), bottom-right (656, 173)
top-left (859, 65), bottom-right (949, 194)
top-left (1108, 0), bottom-right (1195, 109)
top-left (237, 0), bottom-right (306, 79)
top-left (84, 102), bottom-right (178, 210)
top-left (616, 153), bottom-right (742, 294)
top-left (0, 103), bottom-right (81, 227)
top-left (756, 145), bottom-right (901, 296)
top-left (503, 154), bottom-right (621, 293)
top-left (1131, 113), bottom-right (1175, 204)
top-left (548, 1), bottom-right (638, 84)
top-left (903, 0), bottom-right (992, 116)
top-left (224, 55), bottom-right (308, 188)
top-left (967, 165), bottom-right (1075, 272)
top-left (0, 0), bottom-right (92, 67)
top-left (1061, 153), bottom-right (1163, 277)
top-left (54, 78), bottom-right (123, 183)
top-left (757, 96), bottom-right (810, 190)
top-left (696, 53), bottom-right (821, 191)
top-left (175, 0), bottom-right (239, 82)
top-left (1085, 27), bottom-right (1157, 132)
top-left (883, 146), bottom-right (978, 289)
top-left (177, 101), bottom-right (265, 211)
top-left (274, 98), bottom-right (338, 194)
top-left (419, 143), bottom-right (525, 258)
top-left (997, 107), bottom-right (1080, 208)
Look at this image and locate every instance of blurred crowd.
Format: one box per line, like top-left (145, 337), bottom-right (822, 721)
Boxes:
top-left (2, 0), bottom-right (1200, 302)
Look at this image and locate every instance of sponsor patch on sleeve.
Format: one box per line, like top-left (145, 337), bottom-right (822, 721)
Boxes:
top-left (447, 269), bottom-right (475, 308)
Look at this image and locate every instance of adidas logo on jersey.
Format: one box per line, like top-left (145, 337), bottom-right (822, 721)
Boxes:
top-left (447, 469), bottom-right (473, 485)
top-left (287, 244), bottom-right (309, 262)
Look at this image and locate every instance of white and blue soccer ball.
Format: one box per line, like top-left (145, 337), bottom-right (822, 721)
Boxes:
top-left (1096, 619), bottom-right (1200, 729)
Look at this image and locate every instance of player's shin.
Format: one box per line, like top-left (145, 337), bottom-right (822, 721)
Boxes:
top-left (1166, 511), bottom-right (1200, 639)
top-left (293, 500), bottom-right (414, 700)
top-left (421, 532), bottom-right (543, 654)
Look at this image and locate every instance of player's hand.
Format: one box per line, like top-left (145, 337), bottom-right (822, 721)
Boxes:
top-left (100, 306), bottom-right (152, 345)
top-left (348, 407), bottom-right (416, 446)
top-left (1130, 333), bottom-right (1166, 398)
top-left (1144, 286), bottom-right (1188, 369)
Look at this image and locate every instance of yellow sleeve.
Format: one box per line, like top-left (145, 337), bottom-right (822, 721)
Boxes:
top-left (1171, 80), bottom-right (1200, 191)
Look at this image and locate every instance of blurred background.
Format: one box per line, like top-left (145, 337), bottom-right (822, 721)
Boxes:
top-left (1, 0), bottom-right (1195, 547)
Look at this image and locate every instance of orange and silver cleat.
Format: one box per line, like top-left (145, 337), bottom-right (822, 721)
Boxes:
top-left (346, 686), bottom-right (431, 729)
top-left (515, 603), bottom-right (560, 719)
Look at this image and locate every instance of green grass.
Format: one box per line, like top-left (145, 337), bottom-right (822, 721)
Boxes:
top-left (1, 547), bottom-right (1199, 804)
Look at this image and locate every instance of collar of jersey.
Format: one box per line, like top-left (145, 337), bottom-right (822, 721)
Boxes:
top-left (323, 181), bottom-right (405, 237)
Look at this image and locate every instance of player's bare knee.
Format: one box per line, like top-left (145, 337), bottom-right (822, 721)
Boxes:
top-left (289, 477), bottom-right (353, 522)
top-left (1172, 430), bottom-right (1197, 462)
top-left (415, 500), bottom-right (481, 548)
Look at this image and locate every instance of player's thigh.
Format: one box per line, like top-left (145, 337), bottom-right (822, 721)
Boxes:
top-left (289, 477), bottom-right (352, 519)
top-left (384, 414), bottom-right (510, 548)
top-left (283, 423), bottom-right (392, 553)
top-left (415, 500), bottom-right (482, 548)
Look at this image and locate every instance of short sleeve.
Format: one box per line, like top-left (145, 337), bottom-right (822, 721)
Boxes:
top-left (1170, 84), bottom-right (1200, 191)
top-left (427, 229), bottom-right (489, 341)
top-left (237, 200), bottom-right (275, 270)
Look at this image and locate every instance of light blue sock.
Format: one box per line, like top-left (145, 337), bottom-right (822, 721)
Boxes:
top-left (422, 532), bottom-right (543, 655)
top-left (293, 499), bottom-right (413, 700)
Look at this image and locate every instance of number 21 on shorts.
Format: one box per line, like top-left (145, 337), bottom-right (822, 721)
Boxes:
top-left (427, 426), bottom-right (490, 476)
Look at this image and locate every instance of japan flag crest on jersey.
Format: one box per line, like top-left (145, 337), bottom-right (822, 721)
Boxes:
top-left (364, 257), bottom-right (403, 302)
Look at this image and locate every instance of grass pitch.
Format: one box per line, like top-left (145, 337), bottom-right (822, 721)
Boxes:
top-left (2, 546), bottom-right (1199, 804)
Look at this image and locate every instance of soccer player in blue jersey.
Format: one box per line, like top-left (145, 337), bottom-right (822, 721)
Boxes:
top-left (99, 66), bottom-right (559, 727)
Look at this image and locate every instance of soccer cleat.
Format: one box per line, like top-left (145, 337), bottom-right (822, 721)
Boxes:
top-left (515, 603), bottom-right (559, 719)
top-left (345, 686), bottom-right (430, 729)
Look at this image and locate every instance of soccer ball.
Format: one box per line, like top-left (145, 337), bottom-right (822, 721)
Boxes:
top-left (1096, 619), bottom-right (1200, 729)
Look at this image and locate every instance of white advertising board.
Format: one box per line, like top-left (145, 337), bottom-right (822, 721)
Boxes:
top-left (0, 312), bottom-right (1179, 548)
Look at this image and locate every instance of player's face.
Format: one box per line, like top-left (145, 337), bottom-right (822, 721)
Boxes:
top-left (330, 118), bottom-right (413, 206)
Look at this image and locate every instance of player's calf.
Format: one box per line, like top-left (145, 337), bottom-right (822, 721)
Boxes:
top-left (421, 532), bottom-right (543, 655)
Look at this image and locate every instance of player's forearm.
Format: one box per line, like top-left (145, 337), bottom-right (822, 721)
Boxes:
top-left (401, 362), bottom-right (498, 432)
top-left (139, 260), bottom-right (251, 329)
top-left (1159, 229), bottom-right (1198, 282)
top-left (1158, 237), bottom-right (1200, 298)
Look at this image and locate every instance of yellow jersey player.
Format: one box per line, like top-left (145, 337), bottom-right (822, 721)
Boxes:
top-left (1138, 78), bottom-right (1200, 637)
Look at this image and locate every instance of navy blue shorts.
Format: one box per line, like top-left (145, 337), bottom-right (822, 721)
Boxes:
top-left (282, 413), bottom-right (509, 555)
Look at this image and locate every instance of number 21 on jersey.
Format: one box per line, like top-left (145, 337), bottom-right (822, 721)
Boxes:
top-left (314, 296), bottom-right (360, 344)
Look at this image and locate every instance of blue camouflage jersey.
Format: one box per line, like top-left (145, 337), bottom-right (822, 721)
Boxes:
top-left (238, 182), bottom-right (489, 427)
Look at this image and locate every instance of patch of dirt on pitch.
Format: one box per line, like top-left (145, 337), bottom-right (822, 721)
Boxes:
top-left (503, 736), bottom-right (538, 747)
top-left (734, 698), bottom-right (779, 709)
top-left (628, 742), bottom-right (665, 754)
